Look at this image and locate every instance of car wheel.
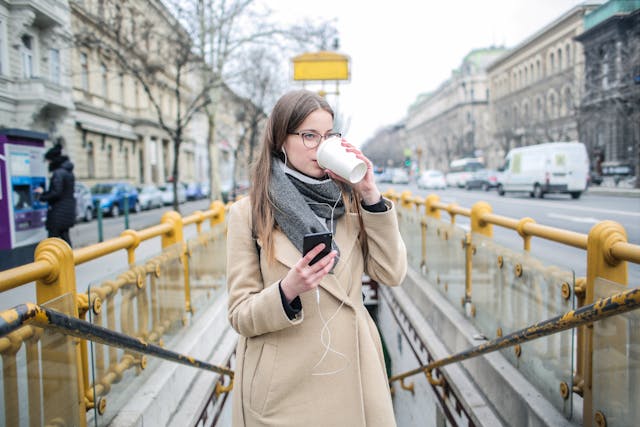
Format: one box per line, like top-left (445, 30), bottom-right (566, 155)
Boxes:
top-left (570, 191), bottom-right (581, 199)
top-left (498, 184), bottom-right (505, 196)
top-left (482, 183), bottom-right (489, 191)
top-left (111, 204), bottom-right (120, 217)
top-left (84, 207), bottom-right (93, 222)
top-left (533, 184), bottom-right (544, 199)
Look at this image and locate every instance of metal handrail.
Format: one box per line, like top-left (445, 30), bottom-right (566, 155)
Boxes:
top-left (389, 285), bottom-right (640, 386)
top-left (0, 303), bottom-right (234, 379)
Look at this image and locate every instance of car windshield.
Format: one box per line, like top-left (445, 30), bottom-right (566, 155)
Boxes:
top-left (92, 184), bottom-right (115, 195)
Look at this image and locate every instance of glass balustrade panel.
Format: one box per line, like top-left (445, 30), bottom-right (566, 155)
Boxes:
top-left (187, 223), bottom-right (227, 318)
top-left (85, 242), bottom-right (187, 426)
top-left (1, 293), bottom-right (81, 427)
top-left (472, 233), bottom-right (575, 418)
top-left (592, 277), bottom-right (640, 427)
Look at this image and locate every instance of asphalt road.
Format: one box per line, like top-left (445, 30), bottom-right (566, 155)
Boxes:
top-left (70, 198), bottom-right (216, 249)
top-left (381, 182), bottom-right (640, 285)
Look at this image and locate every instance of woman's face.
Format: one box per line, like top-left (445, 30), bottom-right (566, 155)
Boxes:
top-left (282, 108), bottom-right (334, 179)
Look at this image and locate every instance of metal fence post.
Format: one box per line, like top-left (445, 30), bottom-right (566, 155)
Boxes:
top-left (209, 200), bottom-right (226, 227)
top-left (583, 220), bottom-right (628, 427)
top-left (161, 211), bottom-right (191, 314)
top-left (34, 238), bottom-right (87, 427)
top-left (124, 193), bottom-right (130, 230)
top-left (465, 202), bottom-right (493, 313)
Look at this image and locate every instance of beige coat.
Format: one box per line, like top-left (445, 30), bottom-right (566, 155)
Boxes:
top-left (226, 196), bottom-right (407, 426)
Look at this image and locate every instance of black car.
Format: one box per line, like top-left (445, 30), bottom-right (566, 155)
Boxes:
top-left (465, 169), bottom-right (500, 191)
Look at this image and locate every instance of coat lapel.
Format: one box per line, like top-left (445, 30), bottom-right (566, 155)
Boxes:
top-left (270, 214), bottom-right (361, 306)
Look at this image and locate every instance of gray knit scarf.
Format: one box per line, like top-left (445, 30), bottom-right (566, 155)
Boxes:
top-left (270, 158), bottom-right (344, 261)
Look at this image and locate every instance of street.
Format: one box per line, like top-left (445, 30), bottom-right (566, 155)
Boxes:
top-left (381, 183), bottom-right (640, 285)
top-left (70, 199), bottom-right (215, 249)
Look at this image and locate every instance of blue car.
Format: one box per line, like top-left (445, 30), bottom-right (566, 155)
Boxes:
top-left (185, 182), bottom-right (205, 200)
top-left (91, 182), bottom-right (140, 217)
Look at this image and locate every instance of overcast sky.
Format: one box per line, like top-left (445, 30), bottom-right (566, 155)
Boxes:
top-left (269, 0), bottom-right (593, 147)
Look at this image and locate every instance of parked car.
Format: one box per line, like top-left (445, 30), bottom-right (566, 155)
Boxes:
top-left (465, 169), bottom-right (500, 191)
top-left (91, 182), bottom-right (140, 216)
top-left (445, 157), bottom-right (484, 188)
top-left (390, 168), bottom-right (410, 185)
top-left (158, 183), bottom-right (186, 205)
top-left (185, 182), bottom-right (205, 200)
top-left (375, 169), bottom-right (392, 183)
top-left (417, 170), bottom-right (446, 190)
top-left (137, 184), bottom-right (164, 210)
top-left (74, 182), bottom-right (94, 222)
top-left (221, 179), bottom-right (250, 203)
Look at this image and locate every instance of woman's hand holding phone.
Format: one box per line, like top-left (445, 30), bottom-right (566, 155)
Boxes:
top-left (280, 243), bottom-right (337, 304)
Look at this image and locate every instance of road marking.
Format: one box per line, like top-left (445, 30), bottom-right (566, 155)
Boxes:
top-left (546, 213), bottom-right (600, 224)
top-left (438, 193), bottom-right (640, 217)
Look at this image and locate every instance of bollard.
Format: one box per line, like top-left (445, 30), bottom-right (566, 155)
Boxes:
top-left (124, 193), bottom-right (130, 230)
top-left (95, 200), bottom-right (104, 243)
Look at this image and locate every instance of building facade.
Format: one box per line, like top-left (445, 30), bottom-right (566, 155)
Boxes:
top-left (486, 3), bottom-right (600, 167)
top-left (0, 0), bottom-right (74, 139)
top-left (404, 47), bottom-right (507, 172)
top-left (69, 0), bottom-right (208, 187)
top-left (575, 0), bottom-right (640, 186)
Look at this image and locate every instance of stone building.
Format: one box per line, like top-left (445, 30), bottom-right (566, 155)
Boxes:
top-left (575, 0), bottom-right (640, 186)
top-left (0, 0), bottom-right (74, 139)
top-left (486, 3), bottom-right (600, 168)
top-left (404, 47), bottom-right (507, 172)
top-left (68, 0), bottom-right (209, 187)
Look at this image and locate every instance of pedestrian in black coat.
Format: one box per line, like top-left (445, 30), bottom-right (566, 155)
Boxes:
top-left (35, 142), bottom-right (76, 247)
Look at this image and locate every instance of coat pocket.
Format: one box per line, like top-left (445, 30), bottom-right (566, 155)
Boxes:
top-left (249, 342), bottom-right (277, 415)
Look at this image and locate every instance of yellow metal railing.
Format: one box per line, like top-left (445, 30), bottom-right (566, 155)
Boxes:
top-left (0, 200), bottom-right (229, 427)
top-left (386, 189), bottom-right (640, 427)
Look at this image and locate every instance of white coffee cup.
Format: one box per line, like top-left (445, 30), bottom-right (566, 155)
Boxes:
top-left (316, 136), bottom-right (367, 183)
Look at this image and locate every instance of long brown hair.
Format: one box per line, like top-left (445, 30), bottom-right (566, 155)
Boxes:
top-left (249, 89), bottom-right (368, 262)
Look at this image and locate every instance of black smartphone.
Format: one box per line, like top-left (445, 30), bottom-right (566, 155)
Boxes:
top-left (303, 231), bottom-right (333, 266)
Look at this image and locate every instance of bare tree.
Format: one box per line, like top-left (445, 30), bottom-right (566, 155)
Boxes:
top-left (189, 0), bottom-right (339, 200)
top-left (72, 0), bottom-right (215, 211)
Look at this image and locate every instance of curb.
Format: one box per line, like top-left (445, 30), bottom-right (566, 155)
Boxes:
top-left (586, 187), bottom-right (640, 198)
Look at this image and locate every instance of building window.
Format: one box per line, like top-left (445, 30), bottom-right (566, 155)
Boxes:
top-left (49, 48), bottom-right (60, 84)
top-left (549, 93), bottom-right (556, 119)
top-left (566, 44), bottom-right (571, 66)
top-left (107, 144), bottom-right (114, 178)
top-left (565, 88), bottom-right (573, 114)
top-left (530, 64), bottom-right (534, 82)
top-left (21, 34), bottom-right (34, 78)
top-left (557, 48), bottom-right (562, 70)
top-left (80, 53), bottom-right (89, 91)
top-left (536, 59), bottom-right (541, 79)
top-left (0, 19), bottom-right (5, 75)
top-left (87, 142), bottom-right (95, 178)
top-left (101, 63), bottom-right (108, 99)
top-left (536, 98), bottom-right (542, 120)
top-left (119, 72), bottom-right (125, 106)
top-left (550, 52), bottom-right (555, 74)
top-left (124, 147), bottom-right (130, 177)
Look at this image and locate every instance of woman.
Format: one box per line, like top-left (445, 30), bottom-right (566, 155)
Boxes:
top-left (226, 89), bottom-right (407, 426)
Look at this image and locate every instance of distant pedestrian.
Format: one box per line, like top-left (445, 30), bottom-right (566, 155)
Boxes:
top-left (34, 140), bottom-right (76, 247)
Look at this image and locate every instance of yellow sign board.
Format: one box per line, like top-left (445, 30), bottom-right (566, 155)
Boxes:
top-left (292, 51), bottom-right (350, 81)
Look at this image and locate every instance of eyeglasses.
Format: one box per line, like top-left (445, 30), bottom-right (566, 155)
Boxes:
top-left (288, 131), bottom-right (342, 149)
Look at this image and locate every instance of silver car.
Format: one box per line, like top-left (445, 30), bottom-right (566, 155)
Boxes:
top-left (74, 182), bottom-right (94, 222)
top-left (137, 184), bottom-right (164, 210)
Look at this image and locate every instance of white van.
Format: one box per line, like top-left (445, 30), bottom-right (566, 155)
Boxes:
top-left (497, 142), bottom-right (589, 199)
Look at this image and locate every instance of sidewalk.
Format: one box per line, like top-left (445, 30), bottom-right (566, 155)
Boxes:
top-left (586, 185), bottom-right (640, 197)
